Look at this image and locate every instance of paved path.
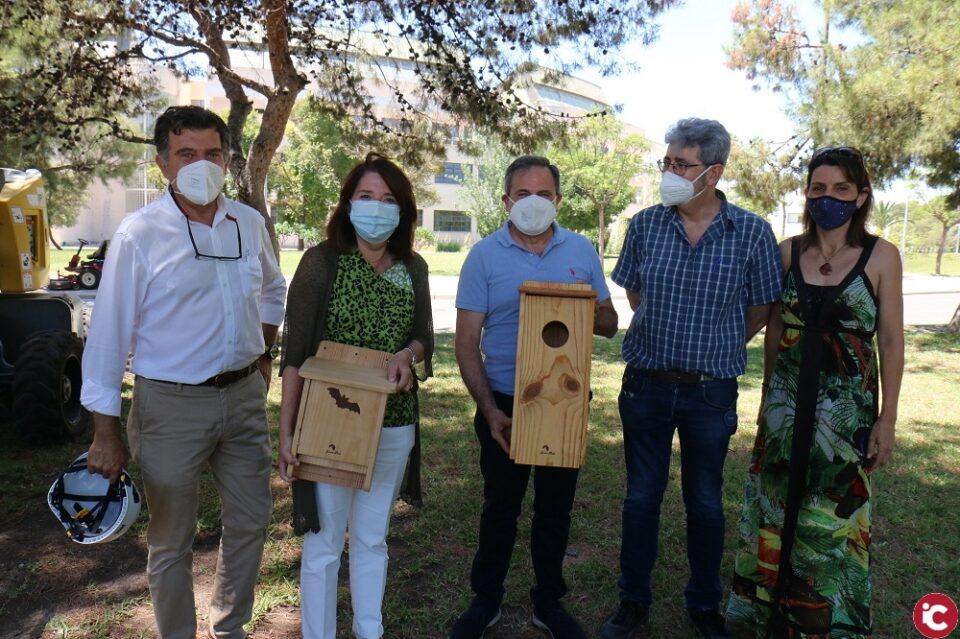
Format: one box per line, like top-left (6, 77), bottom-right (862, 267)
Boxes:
top-left (426, 273), bottom-right (960, 332)
top-left (72, 273), bottom-right (959, 333)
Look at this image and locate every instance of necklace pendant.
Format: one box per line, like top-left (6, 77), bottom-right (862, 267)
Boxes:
top-left (819, 262), bottom-right (832, 276)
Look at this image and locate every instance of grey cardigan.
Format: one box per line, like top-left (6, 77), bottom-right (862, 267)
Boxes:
top-left (280, 241), bottom-right (434, 535)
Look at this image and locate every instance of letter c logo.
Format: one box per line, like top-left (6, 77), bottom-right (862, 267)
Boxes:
top-left (924, 604), bottom-right (950, 631)
top-left (914, 593), bottom-right (958, 639)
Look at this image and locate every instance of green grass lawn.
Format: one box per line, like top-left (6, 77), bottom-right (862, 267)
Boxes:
top-left (286, 249), bottom-right (640, 278)
top-left (44, 247), bottom-right (474, 279)
top-left (279, 248), bottom-right (470, 276)
top-left (902, 252), bottom-right (960, 276)
top-left (47, 247), bottom-right (960, 280)
top-left (3, 330), bottom-right (958, 637)
top-left (45, 247), bottom-right (86, 279)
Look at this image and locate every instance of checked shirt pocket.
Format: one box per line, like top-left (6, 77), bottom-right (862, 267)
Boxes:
top-left (703, 256), bottom-right (742, 312)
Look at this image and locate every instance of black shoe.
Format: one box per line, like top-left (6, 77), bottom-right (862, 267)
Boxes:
top-left (531, 600), bottom-right (587, 639)
top-left (448, 598), bottom-right (502, 639)
top-left (598, 600), bottom-right (649, 639)
top-left (687, 608), bottom-right (731, 638)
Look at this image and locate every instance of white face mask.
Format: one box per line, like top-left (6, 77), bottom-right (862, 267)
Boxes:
top-left (659, 165), bottom-right (712, 206)
top-left (508, 194), bottom-right (557, 236)
top-left (174, 160), bottom-right (226, 206)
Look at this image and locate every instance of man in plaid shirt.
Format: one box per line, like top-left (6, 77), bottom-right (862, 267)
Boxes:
top-left (599, 118), bottom-right (782, 639)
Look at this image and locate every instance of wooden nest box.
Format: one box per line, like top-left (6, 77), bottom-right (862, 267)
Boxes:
top-left (510, 281), bottom-right (597, 468)
top-left (290, 341), bottom-right (399, 490)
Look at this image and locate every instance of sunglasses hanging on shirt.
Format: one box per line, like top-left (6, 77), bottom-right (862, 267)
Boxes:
top-left (184, 213), bottom-right (242, 261)
top-left (171, 185), bottom-right (242, 260)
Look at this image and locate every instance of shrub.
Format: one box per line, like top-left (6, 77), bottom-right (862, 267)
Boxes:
top-left (437, 240), bottom-right (462, 252)
top-left (608, 213), bottom-right (632, 256)
top-left (414, 227), bottom-right (435, 251)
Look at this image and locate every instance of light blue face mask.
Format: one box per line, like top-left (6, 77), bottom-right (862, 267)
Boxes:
top-left (349, 200), bottom-right (401, 245)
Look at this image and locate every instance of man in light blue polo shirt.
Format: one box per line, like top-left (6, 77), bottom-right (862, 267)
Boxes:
top-left (448, 155), bottom-right (618, 639)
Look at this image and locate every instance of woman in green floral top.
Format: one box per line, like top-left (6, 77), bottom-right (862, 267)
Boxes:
top-left (278, 153), bottom-right (433, 639)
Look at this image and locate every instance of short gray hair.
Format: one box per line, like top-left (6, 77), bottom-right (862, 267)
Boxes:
top-left (664, 118), bottom-right (731, 166)
top-left (503, 155), bottom-right (561, 195)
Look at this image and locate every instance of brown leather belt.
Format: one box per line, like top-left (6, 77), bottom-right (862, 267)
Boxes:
top-left (641, 369), bottom-right (719, 384)
top-left (147, 362), bottom-right (259, 388)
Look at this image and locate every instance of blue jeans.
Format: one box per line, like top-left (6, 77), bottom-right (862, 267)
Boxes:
top-left (617, 367), bottom-right (738, 610)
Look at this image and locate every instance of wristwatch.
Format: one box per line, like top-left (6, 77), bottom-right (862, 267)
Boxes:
top-left (263, 343), bottom-right (280, 360)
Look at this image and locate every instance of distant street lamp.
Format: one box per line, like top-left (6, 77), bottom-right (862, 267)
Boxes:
top-left (900, 199), bottom-right (909, 265)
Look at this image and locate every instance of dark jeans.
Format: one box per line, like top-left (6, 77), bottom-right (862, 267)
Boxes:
top-left (469, 391), bottom-right (580, 609)
top-left (617, 367), bottom-right (738, 610)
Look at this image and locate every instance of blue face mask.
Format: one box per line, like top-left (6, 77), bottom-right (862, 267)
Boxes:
top-left (806, 195), bottom-right (858, 230)
top-left (349, 200), bottom-right (401, 245)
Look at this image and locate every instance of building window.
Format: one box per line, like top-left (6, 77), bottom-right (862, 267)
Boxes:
top-left (125, 188), bottom-right (164, 213)
top-left (434, 210), bottom-right (471, 232)
top-left (430, 122), bottom-right (463, 142)
top-left (125, 161), bottom-right (163, 212)
top-left (416, 209), bottom-right (423, 227)
top-left (381, 117), bottom-right (413, 133)
top-left (435, 162), bottom-right (465, 184)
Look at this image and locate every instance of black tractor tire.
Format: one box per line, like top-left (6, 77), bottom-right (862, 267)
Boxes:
top-left (78, 268), bottom-right (101, 289)
top-left (12, 330), bottom-right (90, 442)
top-left (81, 304), bottom-right (93, 340)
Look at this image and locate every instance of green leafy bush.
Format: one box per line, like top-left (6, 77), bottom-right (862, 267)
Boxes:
top-left (414, 227), bottom-right (436, 251)
top-left (436, 240), bottom-right (462, 252)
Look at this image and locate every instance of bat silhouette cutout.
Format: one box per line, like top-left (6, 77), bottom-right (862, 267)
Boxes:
top-left (327, 387), bottom-right (360, 414)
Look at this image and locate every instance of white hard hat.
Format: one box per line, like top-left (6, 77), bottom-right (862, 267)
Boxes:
top-left (47, 452), bottom-right (142, 544)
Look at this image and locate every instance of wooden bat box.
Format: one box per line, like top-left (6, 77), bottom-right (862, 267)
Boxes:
top-left (510, 281), bottom-right (597, 468)
top-left (290, 341), bottom-right (399, 490)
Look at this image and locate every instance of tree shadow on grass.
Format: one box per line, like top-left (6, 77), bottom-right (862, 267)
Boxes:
top-left (0, 405), bottom-right (150, 638)
top-left (3, 331), bottom-right (956, 638)
top-left (385, 333), bottom-right (960, 638)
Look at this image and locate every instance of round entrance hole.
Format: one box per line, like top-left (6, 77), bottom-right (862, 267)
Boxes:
top-left (542, 321), bottom-right (569, 348)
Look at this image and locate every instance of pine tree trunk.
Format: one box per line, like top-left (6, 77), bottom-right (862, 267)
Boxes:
top-left (47, 227), bottom-right (61, 250)
top-left (935, 226), bottom-right (947, 275)
top-left (203, 0), bottom-right (305, 261)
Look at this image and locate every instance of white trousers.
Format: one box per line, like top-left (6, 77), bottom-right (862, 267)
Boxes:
top-left (300, 424), bottom-right (415, 639)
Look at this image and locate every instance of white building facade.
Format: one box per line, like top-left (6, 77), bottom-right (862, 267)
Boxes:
top-left (54, 46), bottom-right (649, 249)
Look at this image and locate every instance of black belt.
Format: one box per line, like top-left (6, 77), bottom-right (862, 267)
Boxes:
top-left (147, 362), bottom-right (259, 388)
top-left (639, 368), bottom-right (720, 384)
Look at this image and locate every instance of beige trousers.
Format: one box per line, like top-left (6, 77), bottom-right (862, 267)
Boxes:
top-left (128, 373), bottom-right (272, 639)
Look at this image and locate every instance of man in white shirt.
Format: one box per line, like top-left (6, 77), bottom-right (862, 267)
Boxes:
top-left (82, 105), bottom-right (287, 639)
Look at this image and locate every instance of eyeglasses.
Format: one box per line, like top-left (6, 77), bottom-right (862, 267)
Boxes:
top-left (812, 146), bottom-right (864, 163)
top-left (185, 213), bottom-right (242, 260)
top-left (657, 159), bottom-right (704, 174)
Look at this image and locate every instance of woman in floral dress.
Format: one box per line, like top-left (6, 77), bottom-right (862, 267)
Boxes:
top-left (727, 147), bottom-right (904, 638)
